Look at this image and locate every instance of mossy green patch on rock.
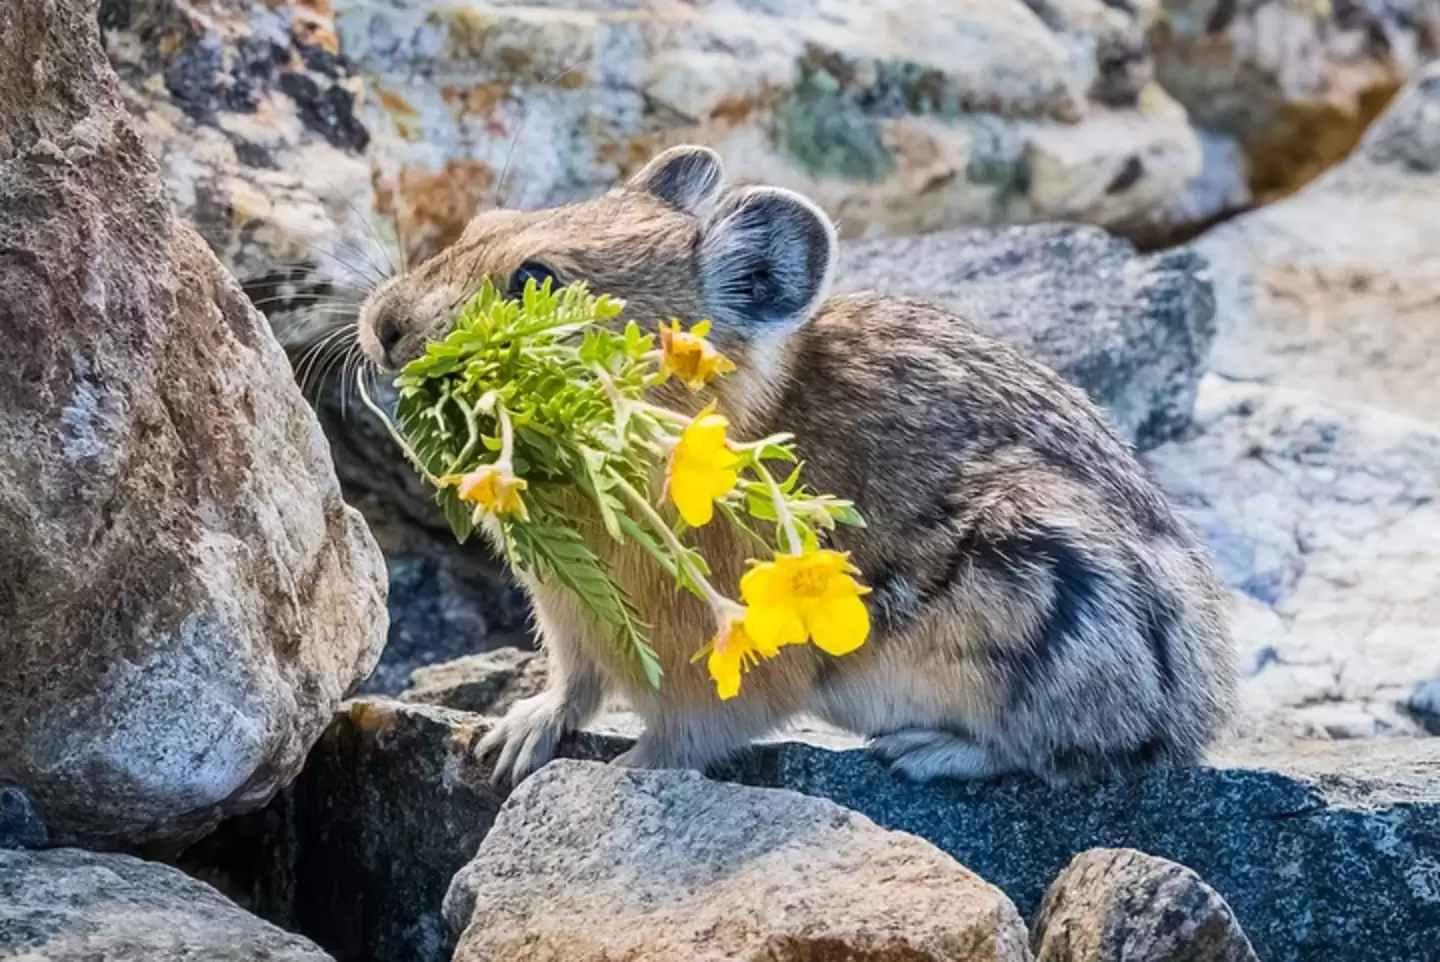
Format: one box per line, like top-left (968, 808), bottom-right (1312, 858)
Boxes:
top-left (777, 42), bottom-right (1006, 183)
top-left (775, 40), bottom-right (1069, 184)
top-left (775, 82), bottom-right (895, 183)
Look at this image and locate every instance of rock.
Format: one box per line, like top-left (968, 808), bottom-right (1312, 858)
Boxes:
top-left (1407, 680), bottom-right (1440, 735)
top-left (0, 0), bottom-right (388, 847)
top-left (1151, 0), bottom-right (1434, 201)
top-left (444, 760), bottom-right (1033, 962)
top-left (338, 0), bottom-right (1204, 262)
top-left (0, 783), bottom-right (46, 850)
top-left (400, 647), bottom-right (546, 715)
top-left (186, 701), bottom-right (1440, 962)
top-left (1144, 377), bottom-right (1440, 739)
top-left (1194, 61), bottom-right (1440, 429)
top-left (102, 0), bottom-right (393, 350)
top-left (776, 736), bottom-right (1440, 962)
top-left (1032, 848), bottom-right (1259, 962)
top-left (176, 700), bottom-right (626, 962)
top-left (0, 847), bottom-right (333, 961)
top-left (833, 224), bottom-right (1216, 449)
top-left (1123, 128), bottom-right (1253, 249)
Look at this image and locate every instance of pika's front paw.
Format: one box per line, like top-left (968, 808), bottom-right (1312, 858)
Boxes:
top-left (476, 692), bottom-right (571, 787)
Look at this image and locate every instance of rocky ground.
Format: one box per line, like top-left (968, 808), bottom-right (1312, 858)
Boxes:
top-left (4, 1), bottom-right (1440, 961)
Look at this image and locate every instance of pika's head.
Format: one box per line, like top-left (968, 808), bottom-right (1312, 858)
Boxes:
top-left (356, 146), bottom-right (838, 391)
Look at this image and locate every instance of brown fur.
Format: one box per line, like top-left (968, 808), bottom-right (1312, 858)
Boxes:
top-left (356, 146), bottom-right (1238, 786)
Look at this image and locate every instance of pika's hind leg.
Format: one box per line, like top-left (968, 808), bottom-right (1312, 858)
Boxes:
top-left (867, 728), bottom-right (1009, 782)
top-left (612, 696), bottom-right (787, 774)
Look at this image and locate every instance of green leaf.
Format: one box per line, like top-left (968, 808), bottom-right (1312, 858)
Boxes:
top-left (828, 502), bottom-right (868, 528)
top-left (510, 522), bottom-right (662, 687)
top-left (439, 487), bottom-right (476, 544)
top-left (618, 514), bottom-right (678, 578)
top-left (745, 490), bottom-right (779, 522)
top-left (799, 525), bottom-right (820, 553)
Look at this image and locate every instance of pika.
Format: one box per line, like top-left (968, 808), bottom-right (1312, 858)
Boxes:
top-left (357, 145), bottom-right (1237, 787)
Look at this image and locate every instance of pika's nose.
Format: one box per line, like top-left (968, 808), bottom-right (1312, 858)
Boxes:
top-left (374, 312), bottom-right (404, 359)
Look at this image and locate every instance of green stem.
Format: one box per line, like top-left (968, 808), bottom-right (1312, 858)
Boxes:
top-left (753, 460), bottom-right (803, 555)
top-left (636, 400), bottom-right (694, 428)
top-left (497, 405), bottom-right (516, 469)
top-left (444, 398), bottom-right (484, 474)
top-left (612, 474), bottom-right (731, 612)
top-left (356, 369), bottom-right (441, 485)
top-left (594, 364), bottom-right (633, 437)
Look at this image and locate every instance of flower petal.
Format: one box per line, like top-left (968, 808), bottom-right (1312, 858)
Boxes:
top-left (822, 571), bottom-right (867, 599)
top-left (740, 563), bottom-right (780, 606)
top-left (746, 602), bottom-right (807, 648)
top-left (707, 467), bottom-right (739, 501)
top-left (670, 468), bottom-right (716, 527)
top-left (685, 413), bottom-right (730, 454)
top-left (808, 594), bottom-right (870, 656)
top-left (707, 647), bottom-right (742, 700)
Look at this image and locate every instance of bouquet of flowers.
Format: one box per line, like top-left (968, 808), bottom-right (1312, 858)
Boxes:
top-left (360, 279), bottom-right (871, 699)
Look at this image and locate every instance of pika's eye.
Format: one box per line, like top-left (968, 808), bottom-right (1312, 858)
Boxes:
top-left (508, 261), bottom-right (559, 299)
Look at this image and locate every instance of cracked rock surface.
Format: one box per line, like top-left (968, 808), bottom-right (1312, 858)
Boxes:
top-left (338, 0), bottom-right (1205, 262)
top-left (444, 760), bottom-right (1033, 962)
top-left (102, 0), bottom-right (390, 349)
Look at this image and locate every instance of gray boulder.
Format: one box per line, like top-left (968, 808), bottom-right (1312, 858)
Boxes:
top-left (444, 760), bottom-right (1032, 962)
top-left (186, 701), bottom-right (1440, 962)
top-left (833, 224), bottom-right (1215, 449)
top-left (339, 0), bottom-right (1202, 257)
top-left (1032, 848), bottom-right (1258, 962)
top-left (400, 646), bottom-right (547, 716)
top-left (0, 783), bottom-right (46, 850)
top-left (0, 848), bottom-right (333, 961)
top-left (1152, 0), bottom-right (1434, 201)
top-left (0, 0), bottom-right (388, 847)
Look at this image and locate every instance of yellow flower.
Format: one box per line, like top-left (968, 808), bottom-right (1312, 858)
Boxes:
top-left (454, 463), bottom-right (529, 519)
top-left (740, 549), bottom-right (871, 655)
top-left (706, 615), bottom-right (780, 700)
top-left (659, 319), bottom-right (736, 392)
top-left (667, 407), bottom-right (740, 527)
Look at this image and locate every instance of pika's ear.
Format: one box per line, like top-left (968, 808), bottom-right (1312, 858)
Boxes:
top-left (626, 145), bottom-right (725, 214)
top-left (698, 186), bottom-right (837, 334)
